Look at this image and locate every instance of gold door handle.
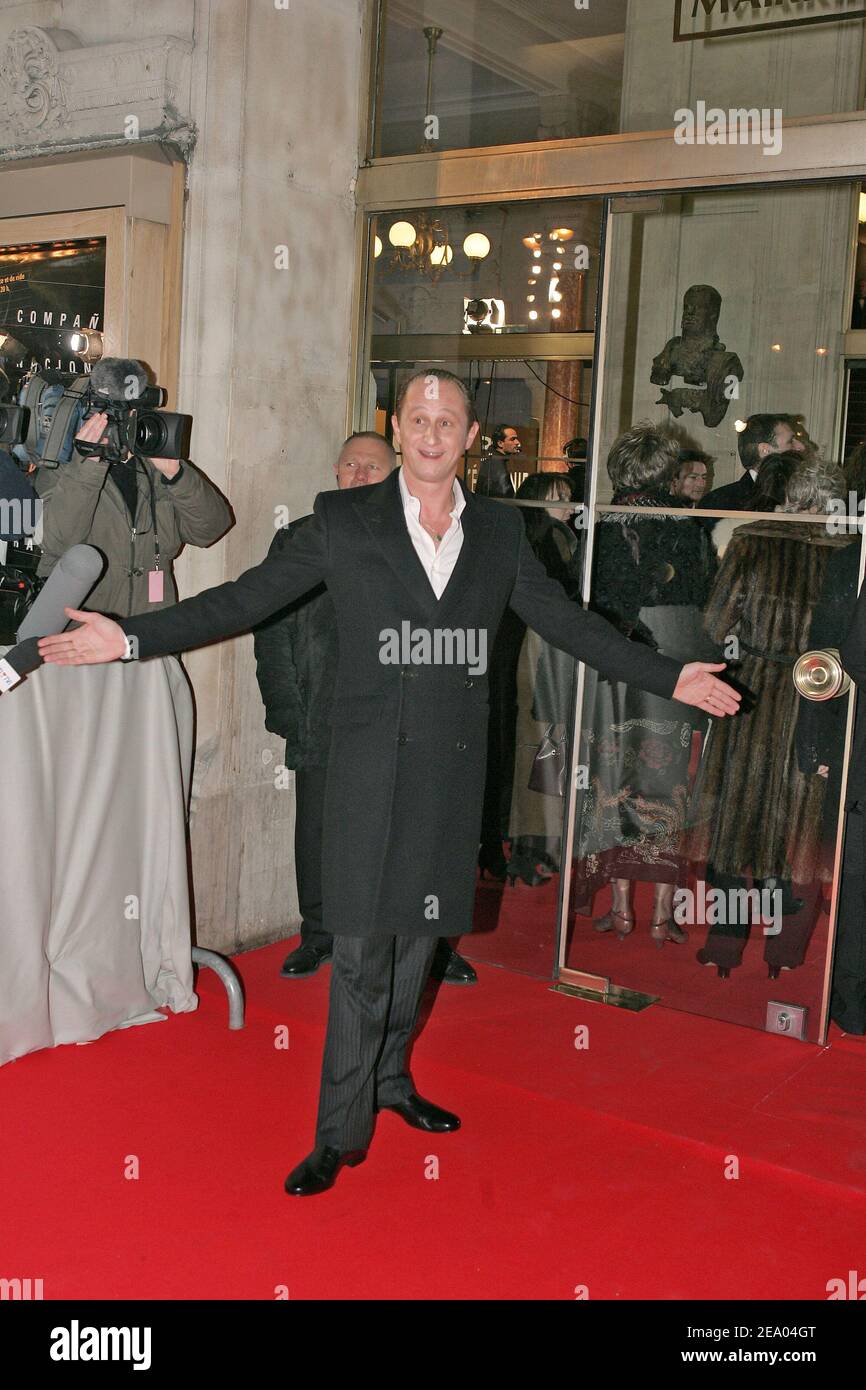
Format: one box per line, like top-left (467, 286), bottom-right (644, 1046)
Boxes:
top-left (792, 649), bottom-right (851, 701)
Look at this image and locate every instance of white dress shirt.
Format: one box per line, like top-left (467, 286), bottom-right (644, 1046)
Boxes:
top-left (398, 468), bottom-right (465, 600)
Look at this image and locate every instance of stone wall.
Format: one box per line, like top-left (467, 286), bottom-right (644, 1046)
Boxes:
top-left (0, 0), bottom-right (367, 952)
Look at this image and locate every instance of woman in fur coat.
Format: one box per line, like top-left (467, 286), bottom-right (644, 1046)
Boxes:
top-left (688, 459), bottom-right (852, 977)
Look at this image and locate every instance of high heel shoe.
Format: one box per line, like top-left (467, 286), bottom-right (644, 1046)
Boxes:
top-left (649, 917), bottom-right (689, 949)
top-left (505, 853), bottom-right (553, 887)
top-left (767, 964), bottom-right (792, 980)
top-left (593, 909), bottom-right (635, 940)
top-left (478, 842), bottom-right (508, 881)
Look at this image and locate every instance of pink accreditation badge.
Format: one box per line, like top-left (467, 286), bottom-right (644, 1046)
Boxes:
top-left (148, 569), bottom-right (164, 603)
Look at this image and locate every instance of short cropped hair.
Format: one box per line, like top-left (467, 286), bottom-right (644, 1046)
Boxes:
top-left (606, 422), bottom-right (681, 493)
top-left (737, 414), bottom-right (789, 472)
top-left (340, 430), bottom-right (396, 459)
top-left (491, 423), bottom-right (517, 447)
top-left (394, 368), bottom-right (478, 426)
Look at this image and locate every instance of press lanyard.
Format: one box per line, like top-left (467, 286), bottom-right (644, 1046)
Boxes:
top-left (142, 457), bottom-right (164, 602)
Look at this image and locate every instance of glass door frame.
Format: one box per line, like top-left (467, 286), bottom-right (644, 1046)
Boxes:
top-left (351, 61), bottom-right (866, 1033)
top-left (553, 181), bottom-right (866, 1043)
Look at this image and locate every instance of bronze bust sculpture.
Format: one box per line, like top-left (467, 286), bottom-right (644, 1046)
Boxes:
top-left (651, 285), bottom-right (744, 429)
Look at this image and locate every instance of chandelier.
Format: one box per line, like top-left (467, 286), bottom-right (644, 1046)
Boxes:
top-left (374, 215), bottom-right (491, 284)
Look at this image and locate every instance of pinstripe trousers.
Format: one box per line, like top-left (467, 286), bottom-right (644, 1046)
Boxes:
top-left (315, 935), bottom-right (439, 1150)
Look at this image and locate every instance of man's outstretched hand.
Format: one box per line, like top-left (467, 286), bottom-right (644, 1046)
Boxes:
top-left (38, 609), bottom-right (127, 666)
top-left (673, 662), bottom-right (741, 717)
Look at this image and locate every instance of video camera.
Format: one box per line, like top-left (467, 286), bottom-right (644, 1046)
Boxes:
top-left (0, 358), bottom-right (192, 470)
top-left (0, 539), bottom-right (41, 644)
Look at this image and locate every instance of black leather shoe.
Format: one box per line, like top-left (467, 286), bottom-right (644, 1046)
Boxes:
top-left (381, 1094), bottom-right (461, 1133)
top-left (280, 942), bottom-right (333, 978)
top-left (441, 950), bottom-right (478, 986)
top-left (431, 944), bottom-right (478, 986)
top-left (284, 1145), bottom-right (366, 1196)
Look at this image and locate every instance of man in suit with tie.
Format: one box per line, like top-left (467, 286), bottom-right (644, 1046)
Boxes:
top-left (37, 369), bottom-right (741, 1197)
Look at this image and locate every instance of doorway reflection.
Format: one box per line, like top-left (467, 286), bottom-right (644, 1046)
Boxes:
top-left (565, 467), bottom-right (861, 1042)
top-left (467, 482), bottom-right (583, 979)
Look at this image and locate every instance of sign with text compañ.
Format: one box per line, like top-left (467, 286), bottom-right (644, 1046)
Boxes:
top-left (674, 0), bottom-right (866, 42)
top-left (0, 237), bottom-right (106, 397)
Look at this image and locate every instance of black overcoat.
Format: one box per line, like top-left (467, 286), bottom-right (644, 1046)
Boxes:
top-left (252, 517), bottom-right (339, 768)
top-left (123, 469), bottom-right (682, 938)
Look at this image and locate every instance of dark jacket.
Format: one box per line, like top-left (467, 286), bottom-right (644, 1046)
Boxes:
top-left (797, 539), bottom-right (860, 778)
top-left (697, 471), bottom-right (756, 513)
top-left (594, 488), bottom-right (717, 642)
top-left (840, 575), bottom-right (866, 801)
top-left (123, 468), bottom-right (682, 939)
top-left (475, 453), bottom-right (515, 499)
top-left (253, 517), bottom-right (338, 768)
top-left (0, 450), bottom-right (40, 541)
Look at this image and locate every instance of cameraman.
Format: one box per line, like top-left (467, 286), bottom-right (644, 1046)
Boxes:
top-left (34, 412), bottom-right (232, 618)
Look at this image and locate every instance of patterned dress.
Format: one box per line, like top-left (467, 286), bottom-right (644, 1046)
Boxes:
top-left (573, 489), bottom-right (717, 909)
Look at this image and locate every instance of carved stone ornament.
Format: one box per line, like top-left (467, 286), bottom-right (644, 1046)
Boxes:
top-left (0, 25), bottom-right (193, 158)
top-left (0, 27), bottom-right (69, 138)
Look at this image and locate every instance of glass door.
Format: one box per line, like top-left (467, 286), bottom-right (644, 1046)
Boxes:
top-left (362, 195), bottom-right (603, 976)
top-left (556, 180), bottom-right (866, 1044)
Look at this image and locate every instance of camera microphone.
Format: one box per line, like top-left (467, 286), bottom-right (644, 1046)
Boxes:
top-left (0, 635), bottom-right (41, 692)
top-left (90, 358), bottom-right (148, 403)
top-left (17, 544), bottom-right (103, 640)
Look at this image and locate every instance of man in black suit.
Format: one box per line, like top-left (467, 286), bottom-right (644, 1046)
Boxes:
top-left (475, 423), bottom-right (520, 498)
top-left (38, 369), bottom-right (740, 1197)
top-left (253, 431), bottom-right (477, 986)
top-left (698, 412), bottom-right (804, 515)
top-left (852, 278), bottom-right (866, 330)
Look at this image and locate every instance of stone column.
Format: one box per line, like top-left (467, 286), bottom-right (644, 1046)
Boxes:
top-left (539, 268), bottom-right (584, 470)
top-left (174, 0), bottom-right (365, 952)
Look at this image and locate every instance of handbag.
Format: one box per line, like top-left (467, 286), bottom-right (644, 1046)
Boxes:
top-left (528, 724), bottom-right (568, 798)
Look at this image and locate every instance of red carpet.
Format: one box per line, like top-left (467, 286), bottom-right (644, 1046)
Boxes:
top-left (469, 872), bottom-right (832, 1042)
top-left (2, 943), bottom-right (866, 1300)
